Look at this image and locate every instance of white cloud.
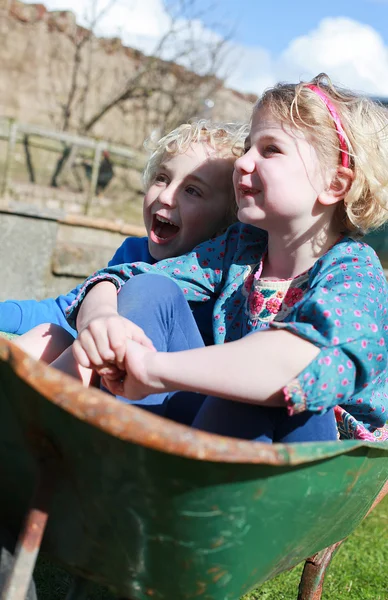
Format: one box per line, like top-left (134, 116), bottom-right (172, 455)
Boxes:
top-left (277, 17), bottom-right (388, 96)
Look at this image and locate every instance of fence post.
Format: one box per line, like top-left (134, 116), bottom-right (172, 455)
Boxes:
top-left (84, 142), bottom-right (105, 215)
top-left (1, 119), bottom-right (18, 200)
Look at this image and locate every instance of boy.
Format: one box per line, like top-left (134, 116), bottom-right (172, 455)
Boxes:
top-left (1, 119), bottom-right (247, 356)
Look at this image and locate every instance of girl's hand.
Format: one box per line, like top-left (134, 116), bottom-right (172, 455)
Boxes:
top-left (72, 313), bottom-right (155, 374)
top-left (101, 339), bottom-right (165, 400)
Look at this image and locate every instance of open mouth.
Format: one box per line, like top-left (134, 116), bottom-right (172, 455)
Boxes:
top-left (150, 215), bottom-right (180, 244)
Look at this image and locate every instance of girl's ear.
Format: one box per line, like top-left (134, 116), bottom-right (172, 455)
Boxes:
top-left (318, 166), bottom-right (354, 206)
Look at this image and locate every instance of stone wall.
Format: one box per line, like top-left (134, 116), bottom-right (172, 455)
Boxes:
top-left (0, 205), bottom-right (146, 301)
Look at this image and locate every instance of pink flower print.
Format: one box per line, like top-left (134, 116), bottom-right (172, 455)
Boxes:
top-left (340, 263), bottom-right (347, 271)
top-left (338, 364), bottom-right (345, 374)
top-left (244, 273), bottom-right (254, 293)
top-left (333, 348), bottom-right (340, 355)
top-left (218, 326), bottom-right (225, 334)
top-left (367, 352), bottom-right (373, 360)
top-left (352, 257), bottom-right (359, 263)
top-left (333, 336), bottom-right (340, 345)
top-left (379, 338), bottom-right (385, 346)
top-left (321, 287), bottom-right (328, 294)
top-left (354, 322), bottom-right (361, 331)
top-left (323, 310), bottom-right (331, 318)
top-left (321, 383), bottom-right (328, 390)
top-left (370, 323), bottom-right (378, 333)
top-left (354, 309), bottom-right (361, 317)
top-left (191, 265), bottom-right (198, 271)
top-left (344, 275), bottom-right (352, 280)
top-left (334, 319), bottom-right (341, 327)
top-left (342, 378), bottom-right (349, 386)
top-left (346, 360), bottom-right (353, 369)
top-left (323, 356), bottom-right (332, 366)
top-left (173, 268), bottom-right (181, 274)
top-left (266, 297), bottom-right (282, 314)
top-left (343, 283), bottom-right (350, 289)
top-left (317, 298), bottom-right (325, 304)
top-left (355, 282), bottom-right (362, 289)
top-left (335, 308), bottom-right (343, 316)
top-left (377, 354), bottom-right (384, 362)
top-left (284, 287), bottom-right (304, 307)
top-left (248, 291), bottom-right (265, 316)
top-left (346, 246), bottom-right (353, 254)
top-left (204, 273), bottom-right (210, 279)
top-left (214, 314), bottom-right (221, 320)
top-left (326, 273), bottom-right (334, 281)
top-left (202, 259), bottom-right (209, 267)
top-left (276, 291), bottom-right (284, 298)
top-left (356, 398), bottom-right (363, 404)
top-left (183, 288), bottom-right (189, 294)
top-left (214, 269), bottom-right (221, 275)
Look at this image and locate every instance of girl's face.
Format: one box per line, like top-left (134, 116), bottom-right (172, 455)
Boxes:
top-left (143, 143), bottom-right (235, 261)
top-left (233, 106), bottom-right (330, 235)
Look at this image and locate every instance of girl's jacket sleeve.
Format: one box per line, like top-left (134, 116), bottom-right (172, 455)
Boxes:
top-left (0, 237), bottom-right (152, 335)
top-left (270, 239), bottom-right (388, 430)
top-left (66, 224), bottom-right (259, 330)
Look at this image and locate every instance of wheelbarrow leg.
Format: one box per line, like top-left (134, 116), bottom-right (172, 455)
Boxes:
top-left (297, 539), bottom-right (344, 600)
top-left (0, 506), bottom-right (49, 600)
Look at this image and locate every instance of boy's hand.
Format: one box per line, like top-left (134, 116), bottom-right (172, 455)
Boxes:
top-left (73, 312), bottom-right (155, 373)
top-left (101, 339), bottom-right (165, 400)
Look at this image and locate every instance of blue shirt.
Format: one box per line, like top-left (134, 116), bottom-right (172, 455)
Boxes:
top-left (67, 223), bottom-right (388, 439)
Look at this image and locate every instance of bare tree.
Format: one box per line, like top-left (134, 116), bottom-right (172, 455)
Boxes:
top-left (46, 0), bottom-right (233, 186)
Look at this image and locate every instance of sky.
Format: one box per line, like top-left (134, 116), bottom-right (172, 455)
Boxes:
top-left (23, 0), bottom-right (388, 98)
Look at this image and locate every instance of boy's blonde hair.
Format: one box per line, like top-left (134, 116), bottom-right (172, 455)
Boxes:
top-left (255, 73), bottom-right (388, 235)
top-left (143, 118), bottom-right (247, 174)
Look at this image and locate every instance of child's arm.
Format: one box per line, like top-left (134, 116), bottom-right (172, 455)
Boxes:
top-left (72, 281), bottom-right (155, 372)
top-left (102, 328), bottom-right (319, 405)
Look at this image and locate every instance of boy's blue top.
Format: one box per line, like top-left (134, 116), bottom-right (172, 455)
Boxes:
top-left (67, 222), bottom-right (388, 440)
top-left (0, 237), bottom-right (153, 336)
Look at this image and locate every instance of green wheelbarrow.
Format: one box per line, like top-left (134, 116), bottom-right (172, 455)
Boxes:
top-left (0, 335), bottom-right (386, 600)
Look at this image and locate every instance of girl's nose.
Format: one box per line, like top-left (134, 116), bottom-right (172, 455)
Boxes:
top-left (234, 149), bottom-right (255, 174)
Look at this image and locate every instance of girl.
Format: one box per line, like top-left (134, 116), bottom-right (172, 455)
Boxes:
top-left (61, 74), bottom-right (388, 442)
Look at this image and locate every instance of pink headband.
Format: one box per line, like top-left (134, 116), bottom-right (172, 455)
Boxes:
top-left (306, 84), bottom-right (349, 168)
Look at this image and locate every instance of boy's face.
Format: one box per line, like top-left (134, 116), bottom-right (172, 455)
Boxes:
top-left (143, 142), bottom-right (235, 260)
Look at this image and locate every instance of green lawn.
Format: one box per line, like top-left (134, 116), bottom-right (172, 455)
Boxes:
top-left (35, 495), bottom-right (388, 599)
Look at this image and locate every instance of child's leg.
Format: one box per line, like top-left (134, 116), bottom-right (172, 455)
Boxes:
top-left (114, 274), bottom-right (206, 419)
top-left (14, 323), bottom-right (75, 363)
top-left (192, 398), bottom-right (338, 443)
top-left (51, 345), bottom-right (99, 387)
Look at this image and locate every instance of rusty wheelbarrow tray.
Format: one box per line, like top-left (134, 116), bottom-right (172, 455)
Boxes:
top-left (0, 336), bottom-right (386, 600)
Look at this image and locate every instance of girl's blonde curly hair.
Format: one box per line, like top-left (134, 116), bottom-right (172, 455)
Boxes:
top-left (255, 73), bottom-right (388, 235)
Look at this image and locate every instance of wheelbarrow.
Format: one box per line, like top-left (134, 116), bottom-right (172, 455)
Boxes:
top-left (0, 335), bottom-right (386, 600)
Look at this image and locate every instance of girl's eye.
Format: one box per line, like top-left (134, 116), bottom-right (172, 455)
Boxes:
top-left (155, 173), bottom-right (169, 184)
top-left (263, 145), bottom-right (280, 157)
top-left (186, 186), bottom-right (202, 197)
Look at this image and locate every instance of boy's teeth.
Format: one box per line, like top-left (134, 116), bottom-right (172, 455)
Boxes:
top-left (156, 215), bottom-right (175, 225)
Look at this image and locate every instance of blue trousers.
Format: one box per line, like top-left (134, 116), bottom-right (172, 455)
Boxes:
top-left (114, 274), bottom-right (338, 443)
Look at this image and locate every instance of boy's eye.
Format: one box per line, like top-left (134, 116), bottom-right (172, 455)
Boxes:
top-left (155, 173), bottom-right (169, 184)
top-left (186, 186), bottom-right (202, 197)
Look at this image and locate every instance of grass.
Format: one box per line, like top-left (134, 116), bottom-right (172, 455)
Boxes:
top-left (34, 495), bottom-right (388, 599)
